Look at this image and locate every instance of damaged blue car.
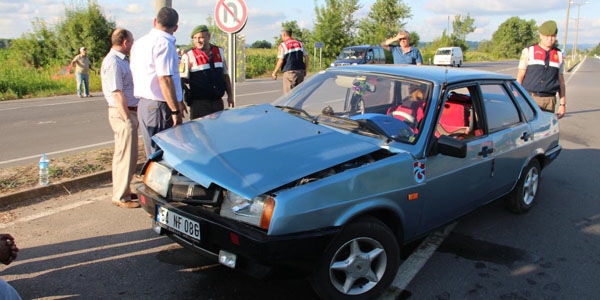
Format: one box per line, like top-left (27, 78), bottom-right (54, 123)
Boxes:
top-left (137, 65), bottom-right (561, 300)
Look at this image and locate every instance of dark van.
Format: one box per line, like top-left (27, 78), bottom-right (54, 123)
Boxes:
top-left (331, 45), bottom-right (386, 67)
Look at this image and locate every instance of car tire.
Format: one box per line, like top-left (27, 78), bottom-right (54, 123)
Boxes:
top-left (457, 60), bottom-right (462, 67)
top-left (309, 216), bottom-right (400, 300)
top-left (505, 159), bottom-right (541, 214)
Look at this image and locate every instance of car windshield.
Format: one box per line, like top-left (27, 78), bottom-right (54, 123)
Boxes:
top-left (272, 70), bottom-right (433, 144)
top-left (339, 49), bottom-right (365, 60)
top-left (436, 49), bottom-right (451, 55)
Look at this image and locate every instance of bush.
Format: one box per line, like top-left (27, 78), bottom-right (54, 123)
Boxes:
top-left (245, 48), bottom-right (277, 78)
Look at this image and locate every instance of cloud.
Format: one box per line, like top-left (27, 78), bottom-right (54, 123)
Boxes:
top-left (423, 0), bottom-right (565, 16)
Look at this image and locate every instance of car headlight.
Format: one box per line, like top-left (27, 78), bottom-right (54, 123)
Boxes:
top-left (220, 191), bottom-right (275, 230)
top-left (143, 161), bottom-right (172, 198)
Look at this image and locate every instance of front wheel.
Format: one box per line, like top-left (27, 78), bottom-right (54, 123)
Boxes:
top-left (505, 159), bottom-right (541, 214)
top-left (309, 217), bottom-right (400, 300)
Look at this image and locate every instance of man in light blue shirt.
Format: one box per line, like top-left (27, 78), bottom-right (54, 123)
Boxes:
top-left (381, 30), bottom-right (423, 65)
top-left (101, 28), bottom-right (140, 208)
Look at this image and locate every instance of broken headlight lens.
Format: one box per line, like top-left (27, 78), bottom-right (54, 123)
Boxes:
top-left (220, 191), bottom-right (275, 230)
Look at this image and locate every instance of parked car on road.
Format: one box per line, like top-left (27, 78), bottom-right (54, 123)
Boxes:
top-left (137, 65), bottom-right (561, 300)
top-left (331, 45), bottom-right (386, 66)
top-left (433, 46), bottom-right (463, 67)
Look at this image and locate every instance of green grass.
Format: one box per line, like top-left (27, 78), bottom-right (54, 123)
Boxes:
top-left (0, 48), bottom-right (102, 101)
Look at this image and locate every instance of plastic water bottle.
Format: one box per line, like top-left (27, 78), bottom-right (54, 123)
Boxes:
top-left (39, 153), bottom-right (50, 186)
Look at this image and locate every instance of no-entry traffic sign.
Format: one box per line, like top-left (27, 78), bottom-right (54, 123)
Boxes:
top-left (214, 0), bottom-right (248, 34)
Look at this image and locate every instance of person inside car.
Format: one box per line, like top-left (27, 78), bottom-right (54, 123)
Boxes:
top-left (387, 84), bottom-right (426, 129)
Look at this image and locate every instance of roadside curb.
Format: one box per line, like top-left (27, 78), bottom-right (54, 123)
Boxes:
top-left (0, 163), bottom-right (144, 208)
top-left (0, 170), bottom-right (112, 208)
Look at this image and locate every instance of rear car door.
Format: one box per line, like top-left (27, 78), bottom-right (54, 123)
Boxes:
top-left (479, 82), bottom-right (535, 200)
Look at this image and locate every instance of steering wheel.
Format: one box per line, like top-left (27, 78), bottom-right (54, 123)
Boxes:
top-left (390, 110), bottom-right (415, 126)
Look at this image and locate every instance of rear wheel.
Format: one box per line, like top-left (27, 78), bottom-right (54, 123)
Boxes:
top-left (309, 217), bottom-right (400, 300)
top-left (505, 159), bottom-right (541, 214)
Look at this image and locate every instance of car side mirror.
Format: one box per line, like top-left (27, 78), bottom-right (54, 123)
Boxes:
top-left (436, 135), bottom-right (467, 158)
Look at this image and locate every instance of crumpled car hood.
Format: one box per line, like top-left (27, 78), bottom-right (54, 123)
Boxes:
top-left (152, 103), bottom-right (382, 199)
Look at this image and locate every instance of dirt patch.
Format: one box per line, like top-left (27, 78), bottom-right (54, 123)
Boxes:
top-left (0, 146), bottom-right (146, 197)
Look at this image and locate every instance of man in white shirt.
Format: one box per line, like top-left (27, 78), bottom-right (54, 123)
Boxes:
top-left (130, 7), bottom-right (187, 157)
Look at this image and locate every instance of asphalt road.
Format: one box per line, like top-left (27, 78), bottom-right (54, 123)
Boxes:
top-left (0, 78), bottom-right (282, 167)
top-left (1, 59), bottom-right (600, 299)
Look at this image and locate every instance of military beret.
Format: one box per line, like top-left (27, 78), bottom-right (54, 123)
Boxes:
top-left (539, 20), bottom-right (558, 36)
top-left (190, 25), bottom-right (209, 38)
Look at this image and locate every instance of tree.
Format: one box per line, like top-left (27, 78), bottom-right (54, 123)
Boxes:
top-left (10, 19), bottom-right (59, 68)
top-left (591, 43), bottom-right (600, 56)
top-left (356, 0), bottom-right (411, 46)
top-left (56, 1), bottom-right (115, 65)
top-left (313, 0), bottom-right (361, 65)
top-left (490, 17), bottom-right (537, 59)
top-left (452, 14), bottom-right (475, 42)
top-left (251, 40), bottom-right (272, 49)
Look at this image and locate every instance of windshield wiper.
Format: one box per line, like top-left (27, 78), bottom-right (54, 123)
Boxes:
top-left (275, 106), bottom-right (318, 124)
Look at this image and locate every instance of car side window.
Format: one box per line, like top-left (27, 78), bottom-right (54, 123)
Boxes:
top-left (481, 84), bottom-right (521, 132)
top-left (508, 82), bottom-right (535, 121)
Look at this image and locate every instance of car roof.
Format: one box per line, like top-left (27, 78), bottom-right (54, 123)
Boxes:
top-left (327, 64), bottom-right (514, 85)
top-left (343, 45), bottom-right (377, 50)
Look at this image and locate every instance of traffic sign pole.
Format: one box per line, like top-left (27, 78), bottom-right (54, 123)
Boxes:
top-left (214, 0), bottom-right (248, 108)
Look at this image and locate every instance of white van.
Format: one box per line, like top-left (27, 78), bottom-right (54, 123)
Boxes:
top-left (433, 47), bottom-right (463, 67)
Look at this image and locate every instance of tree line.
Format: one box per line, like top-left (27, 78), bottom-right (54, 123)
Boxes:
top-left (4, 0), bottom-right (600, 74)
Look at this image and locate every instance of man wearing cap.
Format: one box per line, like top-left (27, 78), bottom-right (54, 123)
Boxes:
top-left (101, 28), bottom-right (140, 208)
top-left (381, 30), bottom-right (423, 65)
top-left (130, 7), bottom-right (187, 157)
top-left (517, 20), bottom-right (566, 119)
top-left (180, 25), bottom-right (233, 119)
top-left (71, 46), bottom-right (95, 97)
top-left (271, 27), bottom-right (309, 94)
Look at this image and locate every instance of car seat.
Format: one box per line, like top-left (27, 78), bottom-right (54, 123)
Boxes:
top-left (437, 92), bottom-right (473, 136)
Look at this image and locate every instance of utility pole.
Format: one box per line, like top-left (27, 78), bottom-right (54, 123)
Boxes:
top-left (155, 0), bottom-right (172, 14)
top-left (563, 0), bottom-right (570, 52)
top-left (570, 1), bottom-right (588, 61)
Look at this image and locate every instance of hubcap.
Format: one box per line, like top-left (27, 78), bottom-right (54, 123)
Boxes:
top-left (522, 167), bottom-right (539, 205)
top-left (328, 237), bottom-right (387, 295)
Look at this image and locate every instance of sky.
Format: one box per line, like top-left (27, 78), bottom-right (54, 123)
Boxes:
top-left (0, 0), bottom-right (599, 50)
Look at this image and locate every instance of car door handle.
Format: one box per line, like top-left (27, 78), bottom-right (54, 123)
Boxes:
top-left (520, 132), bottom-right (531, 142)
top-left (478, 146), bottom-right (494, 157)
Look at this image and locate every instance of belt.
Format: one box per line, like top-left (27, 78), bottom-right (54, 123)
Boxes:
top-left (529, 91), bottom-right (555, 97)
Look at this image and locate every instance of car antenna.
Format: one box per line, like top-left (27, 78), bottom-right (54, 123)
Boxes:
top-left (444, 68), bottom-right (448, 86)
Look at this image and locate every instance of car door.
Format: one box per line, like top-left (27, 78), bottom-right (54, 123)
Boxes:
top-left (479, 82), bottom-right (535, 200)
top-left (419, 84), bottom-right (496, 232)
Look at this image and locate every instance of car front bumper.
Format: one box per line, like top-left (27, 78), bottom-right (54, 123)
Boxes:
top-left (136, 185), bottom-right (339, 278)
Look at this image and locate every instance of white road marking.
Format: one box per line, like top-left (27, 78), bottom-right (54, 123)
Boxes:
top-left (379, 222), bottom-right (457, 299)
top-left (0, 195), bottom-right (107, 229)
top-left (0, 141), bottom-right (114, 166)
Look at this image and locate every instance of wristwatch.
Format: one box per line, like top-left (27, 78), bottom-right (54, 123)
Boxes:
top-left (171, 110), bottom-right (180, 115)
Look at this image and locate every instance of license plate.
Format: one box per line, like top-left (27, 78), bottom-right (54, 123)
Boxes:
top-left (156, 205), bottom-right (201, 241)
